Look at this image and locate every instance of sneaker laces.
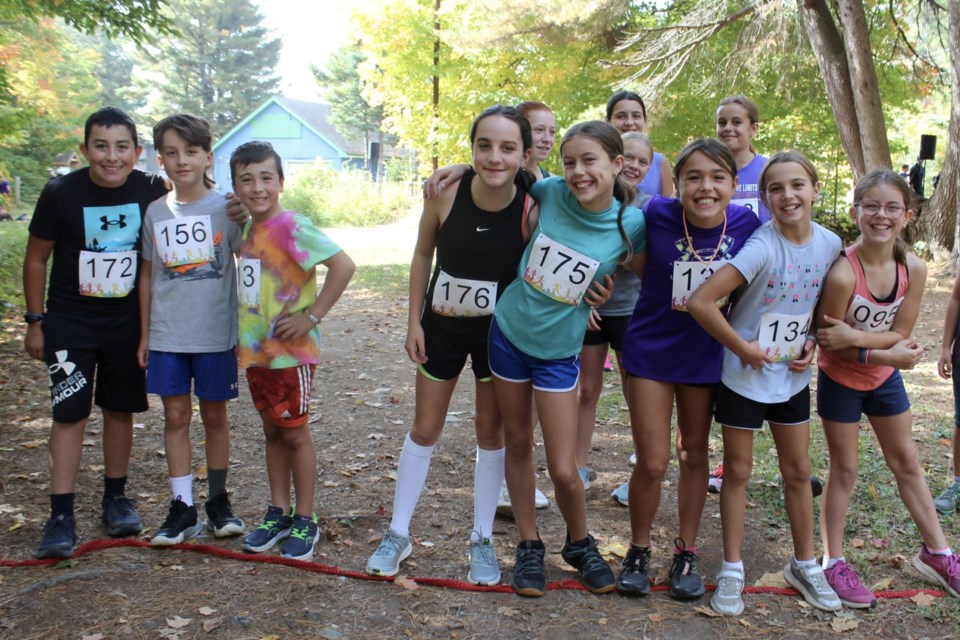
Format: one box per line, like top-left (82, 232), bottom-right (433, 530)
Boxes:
top-left (830, 561), bottom-right (863, 590)
top-left (670, 540), bottom-right (698, 578)
top-left (578, 544), bottom-right (611, 576)
top-left (941, 483), bottom-right (960, 504)
top-left (44, 514), bottom-right (73, 537)
top-left (256, 510), bottom-right (284, 532)
top-left (471, 536), bottom-right (496, 564)
top-left (622, 545), bottom-right (650, 573)
top-left (160, 498), bottom-right (190, 529)
top-left (716, 571), bottom-right (743, 597)
top-left (374, 529), bottom-right (407, 557)
top-left (206, 493), bottom-right (235, 521)
top-left (515, 544), bottom-right (544, 575)
top-left (109, 495), bottom-right (136, 515)
top-left (800, 564), bottom-right (834, 595)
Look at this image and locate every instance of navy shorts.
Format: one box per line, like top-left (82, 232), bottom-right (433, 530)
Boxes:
top-left (419, 319), bottom-right (492, 382)
top-left (43, 311), bottom-right (147, 423)
top-left (714, 382), bottom-right (810, 430)
top-left (488, 318), bottom-right (580, 392)
top-left (583, 314), bottom-right (630, 352)
top-left (816, 369), bottom-right (910, 423)
top-left (146, 349), bottom-right (239, 401)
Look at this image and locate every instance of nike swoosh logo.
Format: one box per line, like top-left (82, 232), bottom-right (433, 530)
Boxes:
top-left (476, 227), bottom-right (490, 232)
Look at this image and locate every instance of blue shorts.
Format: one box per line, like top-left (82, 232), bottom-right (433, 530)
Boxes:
top-left (146, 349), bottom-right (239, 401)
top-left (488, 318), bottom-right (580, 392)
top-left (714, 382), bottom-right (810, 430)
top-left (816, 369), bottom-right (910, 423)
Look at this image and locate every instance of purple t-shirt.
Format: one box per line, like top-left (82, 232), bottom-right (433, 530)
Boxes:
top-left (732, 154), bottom-right (769, 224)
top-left (639, 152), bottom-right (666, 197)
top-left (621, 196), bottom-right (761, 383)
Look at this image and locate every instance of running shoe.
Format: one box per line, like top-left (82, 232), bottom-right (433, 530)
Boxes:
top-left (243, 505), bottom-right (293, 553)
top-left (560, 533), bottom-right (615, 594)
top-left (468, 534), bottom-right (501, 586)
top-left (934, 483), bottom-right (960, 516)
top-left (708, 463), bottom-right (723, 494)
top-left (615, 544), bottom-right (651, 596)
top-left (784, 558), bottom-right (842, 611)
top-left (912, 546), bottom-right (960, 597)
top-left (101, 495), bottom-right (143, 537)
top-left (710, 568), bottom-right (745, 616)
top-left (823, 560), bottom-right (876, 608)
top-left (512, 539), bottom-right (546, 597)
top-left (151, 497), bottom-right (202, 546)
top-left (578, 467), bottom-right (591, 491)
top-left (668, 539), bottom-right (705, 599)
top-left (282, 514), bottom-right (320, 561)
top-left (205, 491), bottom-right (245, 537)
top-left (366, 527), bottom-right (412, 576)
top-left (35, 514), bottom-right (76, 559)
top-left (610, 481), bottom-right (629, 507)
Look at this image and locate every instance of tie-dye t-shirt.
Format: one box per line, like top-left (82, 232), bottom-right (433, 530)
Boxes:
top-left (237, 210), bottom-right (342, 370)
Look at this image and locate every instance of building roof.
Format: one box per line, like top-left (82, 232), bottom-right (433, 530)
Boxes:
top-left (213, 96), bottom-right (368, 157)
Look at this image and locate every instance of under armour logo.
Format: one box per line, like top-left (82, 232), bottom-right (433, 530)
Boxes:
top-left (100, 214), bottom-right (127, 230)
top-left (48, 350), bottom-right (76, 383)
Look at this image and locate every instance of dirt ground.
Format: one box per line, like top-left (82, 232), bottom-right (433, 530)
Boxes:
top-left (2, 221), bottom-right (960, 640)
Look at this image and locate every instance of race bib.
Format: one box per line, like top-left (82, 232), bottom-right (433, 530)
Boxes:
top-left (845, 294), bottom-right (903, 332)
top-left (758, 312), bottom-right (811, 362)
top-left (78, 250), bottom-right (137, 298)
top-left (671, 259), bottom-right (728, 311)
top-left (431, 270), bottom-right (497, 317)
top-left (732, 197), bottom-right (760, 218)
top-left (237, 258), bottom-right (261, 307)
top-left (523, 233), bottom-right (600, 306)
top-left (154, 216), bottom-right (215, 267)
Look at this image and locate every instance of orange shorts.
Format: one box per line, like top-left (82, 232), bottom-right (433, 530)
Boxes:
top-left (245, 364), bottom-right (315, 428)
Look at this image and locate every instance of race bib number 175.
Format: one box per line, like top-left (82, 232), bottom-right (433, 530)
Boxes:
top-left (523, 233), bottom-right (600, 306)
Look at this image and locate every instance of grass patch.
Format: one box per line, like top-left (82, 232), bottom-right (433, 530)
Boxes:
top-left (282, 166), bottom-right (417, 228)
top-left (0, 221), bottom-right (28, 309)
top-left (349, 263), bottom-right (408, 298)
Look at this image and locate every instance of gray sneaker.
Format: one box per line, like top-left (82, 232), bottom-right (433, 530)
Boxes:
top-left (366, 527), bottom-right (412, 577)
top-left (784, 558), bottom-right (842, 611)
top-left (934, 483), bottom-right (960, 515)
top-left (610, 481), bottom-right (629, 506)
top-left (710, 568), bottom-right (745, 616)
top-left (467, 535), bottom-right (501, 586)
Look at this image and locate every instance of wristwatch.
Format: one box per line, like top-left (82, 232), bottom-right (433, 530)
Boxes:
top-left (305, 311), bottom-right (321, 325)
top-left (24, 312), bottom-right (45, 324)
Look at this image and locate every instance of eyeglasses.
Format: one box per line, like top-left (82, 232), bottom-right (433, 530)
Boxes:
top-left (856, 200), bottom-right (906, 219)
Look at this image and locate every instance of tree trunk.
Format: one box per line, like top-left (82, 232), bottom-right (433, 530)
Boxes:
top-left (923, 0), bottom-right (960, 264)
top-left (796, 0), bottom-right (866, 177)
top-left (837, 0), bottom-right (891, 172)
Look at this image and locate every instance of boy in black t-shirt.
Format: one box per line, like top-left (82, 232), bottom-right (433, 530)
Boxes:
top-left (23, 107), bottom-right (169, 558)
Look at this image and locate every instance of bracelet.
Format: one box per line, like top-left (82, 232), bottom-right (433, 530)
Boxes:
top-left (857, 348), bottom-right (867, 364)
top-left (865, 349), bottom-right (871, 365)
top-left (305, 311), bottom-right (321, 325)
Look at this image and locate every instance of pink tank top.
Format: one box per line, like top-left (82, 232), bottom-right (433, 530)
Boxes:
top-left (818, 246), bottom-right (909, 391)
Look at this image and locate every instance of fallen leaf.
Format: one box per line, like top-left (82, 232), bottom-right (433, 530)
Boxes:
top-left (394, 574), bottom-right (418, 590)
top-left (260, 635), bottom-right (280, 640)
top-left (870, 576), bottom-right (894, 591)
top-left (738, 619), bottom-right (753, 627)
top-left (647, 613), bottom-right (663, 623)
top-left (419, 540), bottom-right (434, 548)
top-left (19, 438), bottom-right (46, 449)
top-left (911, 593), bottom-right (936, 607)
top-left (198, 606), bottom-right (216, 616)
top-left (81, 634), bottom-right (104, 640)
top-left (871, 538), bottom-right (889, 549)
top-left (851, 538), bottom-right (865, 549)
top-left (166, 615), bottom-right (192, 629)
top-left (830, 617), bottom-right (860, 632)
top-left (598, 618), bottom-right (607, 626)
top-left (8, 513), bottom-right (25, 531)
top-left (202, 619), bottom-right (221, 632)
top-left (497, 606), bottom-right (520, 617)
top-left (754, 571), bottom-right (789, 588)
top-left (598, 541), bottom-right (629, 561)
top-left (694, 606), bottom-right (723, 618)
top-left (323, 481), bottom-right (339, 488)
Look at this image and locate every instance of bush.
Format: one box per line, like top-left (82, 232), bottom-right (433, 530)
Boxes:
top-left (282, 165), bottom-right (416, 228)
top-left (0, 222), bottom-right (28, 309)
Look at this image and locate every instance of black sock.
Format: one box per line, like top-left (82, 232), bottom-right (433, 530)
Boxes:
top-left (50, 493), bottom-right (75, 518)
top-left (569, 535), bottom-right (591, 548)
top-left (207, 468), bottom-right (228, 499)
top-left (103, 475), bottom-right (127, 499)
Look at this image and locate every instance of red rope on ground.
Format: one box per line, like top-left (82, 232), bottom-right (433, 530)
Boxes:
top-left (0, 538), bottom-right (948, 600)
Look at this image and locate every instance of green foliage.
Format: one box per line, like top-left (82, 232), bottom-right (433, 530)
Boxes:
top-left (0, 221), bottom-right (28, 307)
top-left (312, 46), bottom-right (388, 141)
top-left (0, 0), bottom-right (175, 45)
top-left (141, 0), bottom-right (281, 137)
top-left (281, 165), bottom-right (416, 228)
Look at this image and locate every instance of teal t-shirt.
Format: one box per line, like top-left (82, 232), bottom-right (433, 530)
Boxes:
top-left (494, 176), bottom-right (646, 359)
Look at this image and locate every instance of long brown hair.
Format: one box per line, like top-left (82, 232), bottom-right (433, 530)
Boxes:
top-left (853, 169), bottom-right (912, 264)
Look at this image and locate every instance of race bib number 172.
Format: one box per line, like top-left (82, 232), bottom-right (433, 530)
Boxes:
top-left (78, 250), bottom-right (137, 298)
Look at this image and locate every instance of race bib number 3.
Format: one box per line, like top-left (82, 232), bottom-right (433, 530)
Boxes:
top-left (759, 312), bottom-right (811, 362)
top-left (79, 250), bottom-right (137, 298)
top-left (154, 216), bottom-right (215, 267)
top-left (431, 270), bottom-right (497, 317)
top-left (523, 233), bottom-right (600, 306)
top-left (238, 258), bottom-right (261, 307)
top-left (671, 260), bottom-right (727, 311)
top-left (846, 295), bottom-right (902, 332)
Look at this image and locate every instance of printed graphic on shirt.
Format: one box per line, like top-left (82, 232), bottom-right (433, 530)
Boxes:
top-left (80, 203), bottom-right (141, 298)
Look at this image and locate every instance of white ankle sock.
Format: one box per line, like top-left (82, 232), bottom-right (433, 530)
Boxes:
top-left (722, 559), bottom-right (744, 573)
top-left (170, 475), bottom-right (193, 506)
top-left (389, 434), bottom-right (434, 538)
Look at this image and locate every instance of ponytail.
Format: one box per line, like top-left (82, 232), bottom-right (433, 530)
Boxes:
top-left (614, 176), bottom-right (635, 264)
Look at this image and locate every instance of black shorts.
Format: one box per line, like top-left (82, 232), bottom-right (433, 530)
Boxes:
top-left (583, 314), bottom-right (630, 352)
top-left (419, 320), bottom-right (492, 382)
top-left (43, 311), bottom-right (147, 422)
top-left (714, 382), bottom-right (810, 430)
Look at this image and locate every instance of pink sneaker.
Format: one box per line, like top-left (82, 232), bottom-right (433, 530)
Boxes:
top-left (912, 546), bottom-right (960, 597)
top-left (823, 560), bottom-right (876, 608)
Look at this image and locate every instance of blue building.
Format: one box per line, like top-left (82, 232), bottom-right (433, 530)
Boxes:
top-left (212, 96), bottom-right (369, 185)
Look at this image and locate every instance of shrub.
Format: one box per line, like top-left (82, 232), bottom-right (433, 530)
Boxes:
top-left (282, 165), bottom-right (416, 228)
top-left (0, 222), bottom-right (28, 309)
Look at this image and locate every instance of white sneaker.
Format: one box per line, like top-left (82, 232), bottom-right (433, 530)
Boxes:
top-left (578, 467), bottom-right (591, 491)
top-left (710, 568), bottom-right (745, 616)
top-left (784, 559), bottom-right (842, 612)
top-left (629, 452), bottom-right (637, 465)
top-left (496, 480), bottom-right (549, 516)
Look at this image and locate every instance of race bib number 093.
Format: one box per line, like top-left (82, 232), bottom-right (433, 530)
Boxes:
top-left (431, 270), bottom-right (497, 317)
top-left (78, 250), bottom-right (137, 298)
top-left (523, 233), bottom-right (600, 306)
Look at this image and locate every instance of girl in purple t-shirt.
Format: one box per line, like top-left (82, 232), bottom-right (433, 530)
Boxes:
top-left (615, 139), bottom-right (760, 600)
top-left (716, 96), bottom-right (770, 224)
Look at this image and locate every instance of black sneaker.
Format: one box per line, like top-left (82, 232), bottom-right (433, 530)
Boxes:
top-left (560, 533), bottom-right (616, 594)
top-left (281, 514), bottom-right (320, 560)
top-left (101, 495), bottom-right (143, 537)
top-left (151, 498), bottom-right (202, 546)
top-left (616, 544), bottom-right (651, 596)
top-left (512, 539), bottom-right (546, 597)
top-left (243, 506), bottom-right (293, 553)
top-left (35, 514), bottom-right (76, 559)
top-left (205, 491), bottom-right (245, 537)
top-left (668, 538), bottom-right (705, 600)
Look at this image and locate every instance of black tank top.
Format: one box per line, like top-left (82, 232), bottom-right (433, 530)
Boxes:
top-left (422, 170), bottom-right (527, 341)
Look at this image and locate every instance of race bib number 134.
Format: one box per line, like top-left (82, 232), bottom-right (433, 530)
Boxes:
top-left (758, 312), bottom-right (811, 362)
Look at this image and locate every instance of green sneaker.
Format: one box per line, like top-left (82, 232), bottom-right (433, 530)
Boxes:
top-left (242, 505), bottom-right (293, 553)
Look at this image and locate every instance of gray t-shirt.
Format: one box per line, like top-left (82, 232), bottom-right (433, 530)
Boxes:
top-left (721, 221), bottom-right (841, 404)
top-left (598, 192), bottom-right (652, 317)
top-left (142, 190), bottom-right (242, 352)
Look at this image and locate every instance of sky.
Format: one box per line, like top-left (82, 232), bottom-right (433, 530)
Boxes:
top-left (254, 0), bottom-right (352, 102)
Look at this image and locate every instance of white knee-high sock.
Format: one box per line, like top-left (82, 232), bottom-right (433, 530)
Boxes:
top-left (389, 433), bottom-right (434, 538)
top-left (472, 447), bottom-right (505, 541)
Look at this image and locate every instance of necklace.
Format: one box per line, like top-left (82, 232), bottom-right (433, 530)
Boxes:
top-left (681, 208), bottom-right (728, 264)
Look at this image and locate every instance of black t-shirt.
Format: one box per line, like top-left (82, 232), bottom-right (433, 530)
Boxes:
top-left (29, 168), bottom-right (169, 316)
